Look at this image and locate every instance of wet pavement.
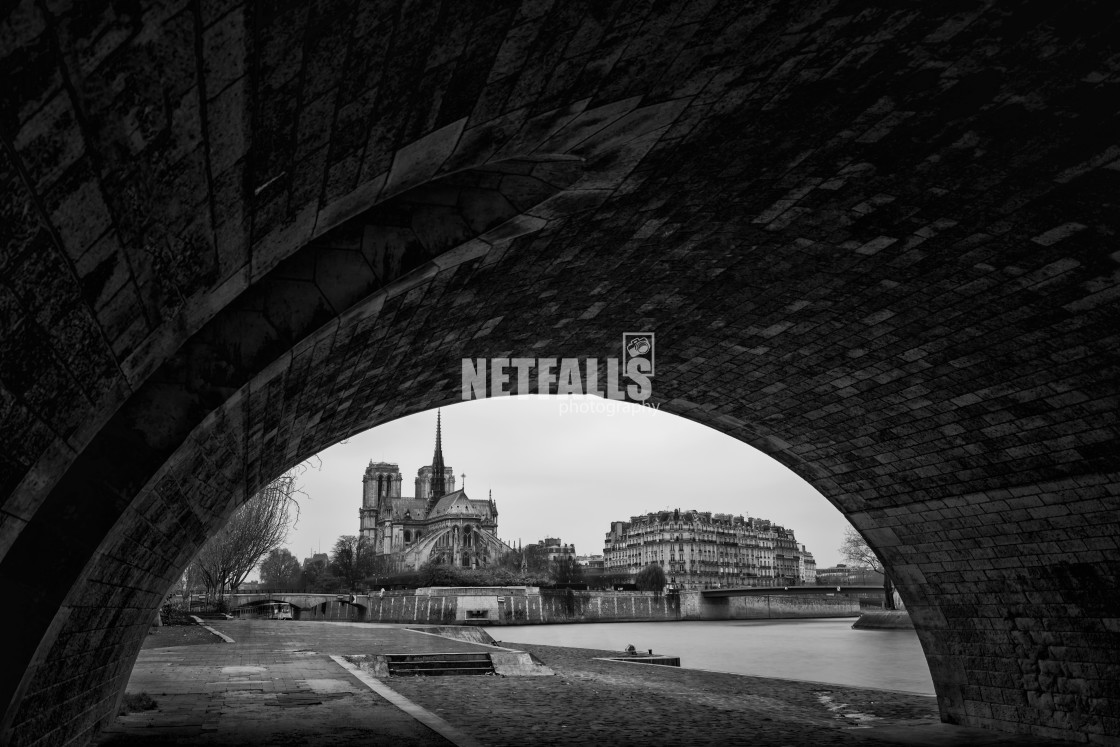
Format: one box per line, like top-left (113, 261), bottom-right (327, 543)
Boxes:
top-left (97, 620), bottom-right (480, 746)
top-left (98, 619), bottom-right (1080, 746)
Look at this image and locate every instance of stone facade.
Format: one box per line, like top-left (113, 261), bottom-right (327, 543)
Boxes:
top-left (796, 545), bottom-right (817, 584)
top-left (534, 537), bottom-right (577, 564)
top-left (576, 555), bottom-right (605, 570)
top-left (359, 414), bottom-right (509, 571)
top-left (603, 510), bottom-right (817, 590)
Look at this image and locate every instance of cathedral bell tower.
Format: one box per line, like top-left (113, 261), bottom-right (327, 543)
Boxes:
top-left (360, 460), bottom-right (402, 544)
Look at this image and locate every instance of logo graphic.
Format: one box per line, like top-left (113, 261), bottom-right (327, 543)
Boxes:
top-left (623, 333), bottom-right (655, 374)
top-left (622, 332), bottom-right (654, 401)
top-left (460, 332), bottom-right (656, 403)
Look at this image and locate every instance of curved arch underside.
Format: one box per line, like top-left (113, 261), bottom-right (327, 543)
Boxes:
top-left (0, 1), bottom-right (1118, 744)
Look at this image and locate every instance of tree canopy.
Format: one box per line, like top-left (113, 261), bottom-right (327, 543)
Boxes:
top-left (259, 547), bottom-right (301, 588)
top-left (550, 555), bottom-right (584, 585)
top-left (635, 562), bottom-right (666, 591)
top-left (330, 535), bottom-right (374, 590)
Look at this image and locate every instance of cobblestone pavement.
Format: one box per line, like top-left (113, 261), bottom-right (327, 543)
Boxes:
top-left (390, 642), bottom-right (1082, 747)
top-left (390, 642), bottom-right (927, 747)
top-left (100, 620), bottom-right (1079, 746)
top-left (97, 620), bottom-right (468, 746)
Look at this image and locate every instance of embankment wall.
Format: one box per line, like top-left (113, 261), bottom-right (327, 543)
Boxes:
top-left (288, 588), bottom-right (864, 624)
top-left (679, 591), bottom-right (865, 620)
top-left (355, 588), bottom-right (679, 624)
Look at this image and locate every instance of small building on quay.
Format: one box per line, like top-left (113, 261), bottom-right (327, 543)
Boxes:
top-left (534, 537), bottom-right (577, 564)
top-left (603, 509), bottom-right (816, 590)
top-left (576, 554), bottom-right (605, 570)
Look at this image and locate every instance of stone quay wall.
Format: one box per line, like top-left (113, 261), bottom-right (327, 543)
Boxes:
top-left (678, 591), bottom-right (868, 620)
top-left (352, 587), bottom-right (680, 625)
top-left (284, 587), bottom-right (866, 625)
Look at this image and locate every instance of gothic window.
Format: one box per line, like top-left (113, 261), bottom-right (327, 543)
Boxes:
top-left (404, 530), bottom-right (412, 542)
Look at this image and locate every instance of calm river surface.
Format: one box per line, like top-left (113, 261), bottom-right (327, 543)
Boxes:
top-left (484, 619), bottom-right (936, 695)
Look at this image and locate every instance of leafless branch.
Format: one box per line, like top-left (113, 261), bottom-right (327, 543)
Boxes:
top-left (839, 526), bottom-right (883, 572)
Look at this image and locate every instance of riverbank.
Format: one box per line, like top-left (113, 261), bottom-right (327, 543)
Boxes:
top-left (101, 619), bottom-right (1077, 747)
top-left (390, 641), bottom-right (943, 746)
top-left (487, 619), bottom-right (936, 695)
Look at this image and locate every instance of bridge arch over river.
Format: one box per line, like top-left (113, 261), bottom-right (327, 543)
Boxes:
top-left (0, 2), bottom-right (1117, 744)
top-left (233, 594), bottom-right (367, 620)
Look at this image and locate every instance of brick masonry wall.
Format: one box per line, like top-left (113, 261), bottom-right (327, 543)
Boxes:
top-left (1, 1), bottom-right (1118, 745)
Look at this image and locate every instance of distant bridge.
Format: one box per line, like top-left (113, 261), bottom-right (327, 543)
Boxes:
top-left (700, 586), bottom-right (883, 598)
top-left (229, 592), bottom-right (369, 620)
top-left (232, 592), bottom-right (363, 607)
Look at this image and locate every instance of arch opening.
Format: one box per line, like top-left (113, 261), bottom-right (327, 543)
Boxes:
top-left (0, 4), bottom-right (1117, 744)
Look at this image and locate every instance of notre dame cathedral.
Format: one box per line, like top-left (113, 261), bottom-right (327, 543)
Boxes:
top-left (359, 412), bottom-right (511, 571)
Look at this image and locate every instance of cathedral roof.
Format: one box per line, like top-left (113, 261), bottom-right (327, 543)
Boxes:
top-left (429, 489), bottom-right (478, 516)
top-left (426, 490), bottom-right (497, 520)
top-left (389, 498), bottom-right (429, 521)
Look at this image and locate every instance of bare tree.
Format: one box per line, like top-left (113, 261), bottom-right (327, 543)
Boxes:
top-left (195, 469), bottom-right (303, 605)
top-left (839, 526), bottom-right (895, 610)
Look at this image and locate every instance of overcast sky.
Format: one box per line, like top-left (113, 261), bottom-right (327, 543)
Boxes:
top-left (271, 395), bottom-right (854, 575)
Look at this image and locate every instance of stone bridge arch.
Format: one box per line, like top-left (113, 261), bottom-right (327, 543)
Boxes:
top-left (231, 594), bottom-right (369, 621)
top-left (233, 596), bottom-right (301, 617)
top-left (0, 2), bottom-right (1117, 745)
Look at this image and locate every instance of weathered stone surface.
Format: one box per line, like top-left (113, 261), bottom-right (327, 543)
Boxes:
top-left (0, 2), bottom-right (1119, 745)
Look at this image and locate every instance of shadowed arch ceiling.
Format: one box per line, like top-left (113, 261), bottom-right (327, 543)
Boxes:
top-left (0, 1), bottom-right (1118, 745)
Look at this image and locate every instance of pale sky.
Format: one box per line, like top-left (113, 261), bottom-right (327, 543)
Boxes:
top-left (269, 395), bottom-right (853, 576)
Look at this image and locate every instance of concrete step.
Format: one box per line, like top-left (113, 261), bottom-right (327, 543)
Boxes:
top-left (385, 652), bottom-right (494, 676)
top-left (391, 665), bottom-right (494, 676)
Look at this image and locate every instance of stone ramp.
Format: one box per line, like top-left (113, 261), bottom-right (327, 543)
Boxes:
top-left (405, 626), bottom-right (500, 646)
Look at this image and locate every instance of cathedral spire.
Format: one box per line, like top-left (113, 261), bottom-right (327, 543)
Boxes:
top-left (429, 410), bottom-right (446, 502)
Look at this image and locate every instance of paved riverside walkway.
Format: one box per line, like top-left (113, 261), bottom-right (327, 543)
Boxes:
top-left (99, 619), bottom-right (1079, 746)
top-left (97, 620), bottom-right (485, 746)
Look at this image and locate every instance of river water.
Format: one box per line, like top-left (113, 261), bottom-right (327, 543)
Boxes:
top-left (484, 618), bottom-right (936, 695)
